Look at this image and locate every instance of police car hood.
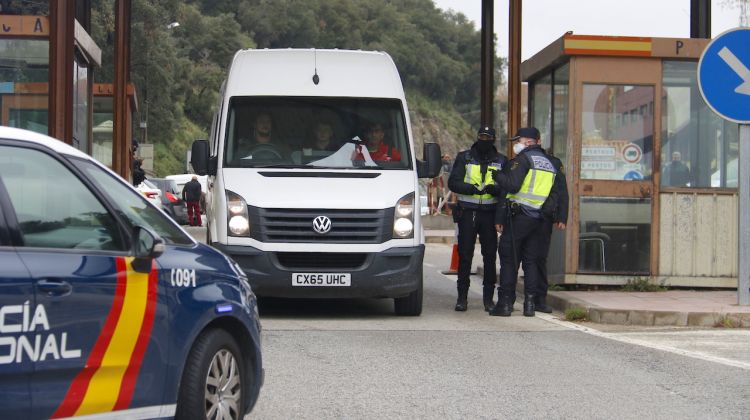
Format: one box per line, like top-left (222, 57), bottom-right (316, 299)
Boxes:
top-left (221, 168), bottom-right (415, 209)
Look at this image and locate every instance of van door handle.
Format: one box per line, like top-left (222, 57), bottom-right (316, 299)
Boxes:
top-left (36, 279), bottom-right (72, 297)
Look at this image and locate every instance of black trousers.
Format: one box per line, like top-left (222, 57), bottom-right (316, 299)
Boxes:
top-left (537, 219), bottom-right (554, 299)
top-left (498, 213), bottom-right (547, 300)
top-left (456, 207), bottom-right (497, 293)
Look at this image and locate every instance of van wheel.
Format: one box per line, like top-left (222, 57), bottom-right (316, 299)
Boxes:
top-left (176, 329), bottom-right (246, 420)
top-left (394, 269), bottom-right (423, 316)
top-left (206, 222), bottom-right (211, 245)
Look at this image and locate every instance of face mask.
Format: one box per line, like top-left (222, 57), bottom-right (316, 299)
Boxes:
top-left (513, 142), bottom-right (526, 155)
top-left (476, 140), bottom-right (494, 154)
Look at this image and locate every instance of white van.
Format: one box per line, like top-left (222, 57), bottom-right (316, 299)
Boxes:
top-left (191, 49), bottom-right (441, 315)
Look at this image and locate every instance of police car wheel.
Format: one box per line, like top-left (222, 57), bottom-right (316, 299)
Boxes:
top-left (176, 328), bottom-right (246, 420)
top-left (394, 268), bottom-right (423, 316)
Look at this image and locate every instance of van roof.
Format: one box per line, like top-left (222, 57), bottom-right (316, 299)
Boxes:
top-left (226, 49), bottom-right (405, 100)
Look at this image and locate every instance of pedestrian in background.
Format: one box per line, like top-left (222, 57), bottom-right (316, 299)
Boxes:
top-left (182, 175), bottom-right (203, 227)
top-left (490, 127), bottom-right (565, 317)
top-left (132, 157), bottom-right (145, 187)
top-left (448, 126), bottom-right (508, 312)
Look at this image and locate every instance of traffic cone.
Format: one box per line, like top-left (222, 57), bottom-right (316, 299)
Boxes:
top-left (441, 244), bottom-right (460, 275)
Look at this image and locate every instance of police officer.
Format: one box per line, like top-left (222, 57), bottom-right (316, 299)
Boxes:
top-left (448, 126), bottom-right (508, 312)
top-left (489, 127), bottom-right (563, 317)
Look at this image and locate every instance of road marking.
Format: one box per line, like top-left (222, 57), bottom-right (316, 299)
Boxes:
top-left (538, 313), bottom-right (750, 371)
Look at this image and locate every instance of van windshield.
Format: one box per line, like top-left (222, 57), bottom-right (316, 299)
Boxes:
top-left (223, 97), bottom-right (412, 169)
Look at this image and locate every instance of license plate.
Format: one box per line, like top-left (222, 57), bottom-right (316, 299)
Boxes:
top-left (292, 273), bottom-right (351, 286)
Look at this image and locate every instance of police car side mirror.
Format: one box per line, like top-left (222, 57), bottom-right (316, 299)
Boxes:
top-left (134, 226), bottom-right (165, 260)
top-left (417, 143), bottom-right (441, 178)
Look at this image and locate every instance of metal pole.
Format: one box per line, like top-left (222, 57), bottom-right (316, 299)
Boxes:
top-left (739, 124), bottom-right (749, 305)
top-left (690, 0), bottom-right (711, 39)
top-left (480, 0), bottom-right (494, 127)
top-left (508, 0), bottom-right (522, 149)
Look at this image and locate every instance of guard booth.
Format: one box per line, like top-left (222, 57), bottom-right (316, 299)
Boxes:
top-left (522, 34), bottom-right (739, 288)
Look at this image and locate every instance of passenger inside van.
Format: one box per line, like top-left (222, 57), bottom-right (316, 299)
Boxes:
top-left (364, 122), bottom-right (401, 162)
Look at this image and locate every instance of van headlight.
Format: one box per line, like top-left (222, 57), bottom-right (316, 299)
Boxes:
top-left (393, 192), bottom-right (414, 238)
top-left (226, 190), bottom-right (250, 236)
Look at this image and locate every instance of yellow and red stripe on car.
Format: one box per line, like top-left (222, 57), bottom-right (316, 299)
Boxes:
top-left (52, 257), bottom-right (158, 418)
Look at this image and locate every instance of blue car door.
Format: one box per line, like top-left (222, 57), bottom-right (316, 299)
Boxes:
top-left (0, 144), bottom-right (168, 418)
top-left (0, 180), bottom-right (33, 419)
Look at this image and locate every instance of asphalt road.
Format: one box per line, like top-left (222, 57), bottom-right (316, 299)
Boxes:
top-left (182, 227), bottom-right (750, 419)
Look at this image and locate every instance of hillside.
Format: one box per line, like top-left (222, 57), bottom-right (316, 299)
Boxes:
top-left (92, 0), bottom-right (506, 174)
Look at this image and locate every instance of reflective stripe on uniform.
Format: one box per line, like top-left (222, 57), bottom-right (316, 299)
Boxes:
top-left (507, 152), bottom-right (556, 210)
top-left (458, 160), bottom-right (502, 206)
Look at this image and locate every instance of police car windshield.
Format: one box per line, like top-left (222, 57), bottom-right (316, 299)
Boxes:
top-left (223, 97), bottom-right (412, 170)
top-left (72, 159), bottom-right (193, 246)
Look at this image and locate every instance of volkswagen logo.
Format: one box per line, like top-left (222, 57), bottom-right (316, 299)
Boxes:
top-left (312, 215), bottom-right (332, 234)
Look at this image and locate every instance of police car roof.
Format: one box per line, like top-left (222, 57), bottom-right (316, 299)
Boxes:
top-left (0, 126), bottom-right (92, 160)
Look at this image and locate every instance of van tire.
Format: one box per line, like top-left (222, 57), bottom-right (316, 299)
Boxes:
top-left (394, 269), bottom-right (423, 316)
top-left (176, 328), bottom-right (246, 420)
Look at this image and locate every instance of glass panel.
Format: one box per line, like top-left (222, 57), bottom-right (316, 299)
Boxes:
top-left (578, 197), bottom-right (650, 273)
top-left (661, 61), bottom-right (739, 188)
top-left (0, 39), bottom-right (49, 134)
top-left (552, 63), bottom-right (569, 166)
top-left (73, 158), bottom-right (193, 246)
top-left (224, 97), bottom-right (412, 169)
top-left (581, 84), bottom-right (654, 181)
top-left (93, 96), bottom-right (113, 167)
top-left (531, 74), bottom-right (552, 150)
top-left (0, 146), bottom-right (123, 251)
top-left (72, 55), bottom-right (90, 153)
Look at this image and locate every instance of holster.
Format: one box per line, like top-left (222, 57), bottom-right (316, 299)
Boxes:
top-left (451, 203), bottom-right (463, 223)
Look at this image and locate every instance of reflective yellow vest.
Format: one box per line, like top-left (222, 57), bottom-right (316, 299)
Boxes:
top-left (457, 152), bottom-right (503, 206)
top-left (507, 150), bottom-right (556, 210)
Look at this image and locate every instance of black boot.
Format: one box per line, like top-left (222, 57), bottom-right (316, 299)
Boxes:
top-left (483, 286), bottom-right (495, 312)
top-left (535, 296), bottom-right (553, 313)
top-left (523, 295), bottom-right (535, 317)
top-left (455, 290), bottom-right (468, 312)
top-left (489, 296), bottom-right (512, 316)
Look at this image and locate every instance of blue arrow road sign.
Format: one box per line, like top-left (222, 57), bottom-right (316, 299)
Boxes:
top-left (698, 27), bottom-right (750, 124)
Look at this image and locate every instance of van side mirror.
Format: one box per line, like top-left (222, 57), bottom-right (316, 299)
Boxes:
top-left (417, 143), bottom-right (441, 179)
top-left (191, 140), bottom-right (210, 175)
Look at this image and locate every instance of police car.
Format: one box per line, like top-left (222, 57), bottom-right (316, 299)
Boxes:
top-left (0, 127), bottom-right (263, 419)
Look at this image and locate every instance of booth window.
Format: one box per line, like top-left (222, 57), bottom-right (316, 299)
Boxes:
top-left (580, 84), bottom-right (654, 181)
top-left (661, 61), bottom-right (738, 189)
top-left (72, 51), bottom-right (90, 154)
top-left (552, 63), bottom-right (569, 165)
top-left (578, 197), bottom-right (651, 274)
top-left (0, 38), bottom-right (49, 134)
top-left (531, 74), bottom-right (552, 149)
top-left (530, 63), bottom-right (569, 164)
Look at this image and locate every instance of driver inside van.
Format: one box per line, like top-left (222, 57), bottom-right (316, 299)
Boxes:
top-left (237, 112), bottom-right (289, 159)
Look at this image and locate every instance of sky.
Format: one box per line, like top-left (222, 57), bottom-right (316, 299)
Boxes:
top-left (432, 0), bottom-right (746, 60)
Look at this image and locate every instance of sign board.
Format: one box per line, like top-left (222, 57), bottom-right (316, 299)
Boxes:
top-left (622, 143), bottom-right (642, 164)
top-left (699, 27), bottom-right (750, 305)
top-left (698, 27), bottom-right (750, 124)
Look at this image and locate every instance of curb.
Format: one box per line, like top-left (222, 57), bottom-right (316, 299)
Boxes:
top-left (518, 279), bottom-right (750, 327)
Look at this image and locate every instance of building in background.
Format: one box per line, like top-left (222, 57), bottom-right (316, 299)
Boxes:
top-left (0, 1), bottom-right (134, 179)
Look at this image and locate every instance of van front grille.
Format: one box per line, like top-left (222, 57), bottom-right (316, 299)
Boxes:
top-left (275, 252), bottom-right (368, 269)
top-left (248, 206), bottom-right (393, 244)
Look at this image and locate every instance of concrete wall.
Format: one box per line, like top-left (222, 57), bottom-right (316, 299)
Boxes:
top-left (659, 192), bottom-right (738, 287)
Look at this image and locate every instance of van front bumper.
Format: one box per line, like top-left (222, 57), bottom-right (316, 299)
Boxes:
top-left (212, 243), bottom-right (424, 298)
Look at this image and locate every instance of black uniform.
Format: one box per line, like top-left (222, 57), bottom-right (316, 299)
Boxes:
top-left (490, 145), bottom-right (561, 316)
top-left (537, 153), bottom-right (568, 311)
top-left (448, 142), bottom-right (507, 311)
